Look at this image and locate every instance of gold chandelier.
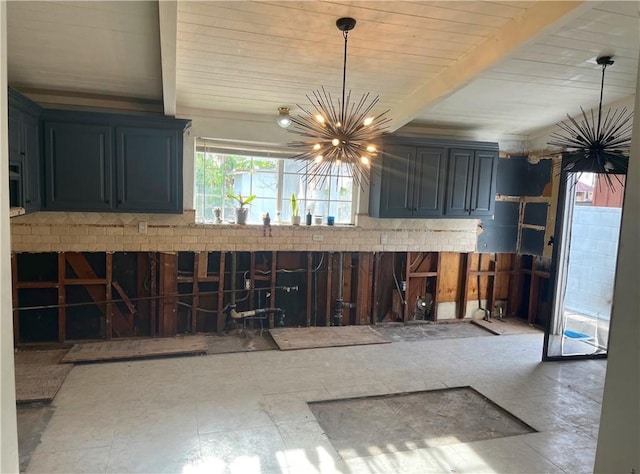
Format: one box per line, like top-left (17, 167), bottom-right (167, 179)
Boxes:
top-left (288, 17), bottom-right (390, 188)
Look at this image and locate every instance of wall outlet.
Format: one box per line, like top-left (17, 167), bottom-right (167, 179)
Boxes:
top-left (138, 221), bottom-right (148, 234)
top-left (380, 233), bottom-right (389, 244)
top-left (312, 234), bottom-right (324, 242)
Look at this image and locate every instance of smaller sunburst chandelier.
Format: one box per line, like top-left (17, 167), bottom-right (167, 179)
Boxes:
top-left (548, 55), bottom-right (633, 190)
top-left (288, 17), bottom-right (391, 188)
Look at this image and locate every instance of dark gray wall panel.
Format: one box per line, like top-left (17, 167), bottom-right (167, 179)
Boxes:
top-left (520, 228), bottom-right (545, 256)
top-left (525, 159), bottom-right (552, 196)
top-left (523, 202), bottom-right (548, 226)
top-left (477, 225), bottom-right (518, 253)
top-left (491, 201), bottom-right (520, 226)
top-left (496, 157), bottom-right (526, 196)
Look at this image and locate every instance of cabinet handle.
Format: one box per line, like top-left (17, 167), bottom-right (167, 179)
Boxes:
top-left (117, 199), bottom-right (123, 204)
top-left (25, 199), bottom-right (31, 204)
top-left (105, 199), bottom-right (110, 204)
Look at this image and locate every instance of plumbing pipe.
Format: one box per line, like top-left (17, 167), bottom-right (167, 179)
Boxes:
top-left (226, 305), bottom-right (285, 320)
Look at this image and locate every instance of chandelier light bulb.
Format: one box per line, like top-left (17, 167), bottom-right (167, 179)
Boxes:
top-left (331, 138), bottom-right (340, 146)
top-left (313, 144), bottom-right (321, 151)
top-left (360, 156), bottom-right (369, 165)
top-left (336, 159), bottom-right (342, 166)
top-left (366, 145), bottom-right (376, 152)
top-left (315, 115), bottom-right (325, 124)
top-left (363, 117), bottom-right (374, 126)
top-left (315, 155), bottom-right (323, 163)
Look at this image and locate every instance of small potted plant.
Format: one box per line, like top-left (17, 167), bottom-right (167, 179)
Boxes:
top-left (227, 193), bottom-right (256, 225)
top-left (290, 193), bottom-right (301, 225)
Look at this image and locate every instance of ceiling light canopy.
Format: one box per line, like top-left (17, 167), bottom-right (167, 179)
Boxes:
top-left (276, 107), bottom-right (292, 128)
top-left (548, 55), bottom-right (633, 189)
top-left (288, 17), bottom-right (390, 188)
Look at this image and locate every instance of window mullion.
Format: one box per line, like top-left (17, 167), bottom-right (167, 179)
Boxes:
top-left (277, 159), bottom-right (284, 218)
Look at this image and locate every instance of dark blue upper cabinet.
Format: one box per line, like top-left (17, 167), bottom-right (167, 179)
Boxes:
top-left (445, 148), bottom-right (498, 217)
top-left (374, 144), bottom-right (415, 218)
top-left (44, 122), bottom-right (114, 211)
top-left (445, 149), bottom-right (474, 216)
top-left (8, 89), bottom-right (42, 212)
top-left (370, 137), bottom-right (497, 218)
top-left (115, 127), bottom-right (182, 213)
top-left (42, 109), bottom-right (189, 214)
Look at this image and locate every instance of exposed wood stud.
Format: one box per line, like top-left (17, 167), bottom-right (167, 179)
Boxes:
top-left (159, 252), bottom-right (178, 337)
top-left (11, 254), bottom-right (19, 343)
top-left (192, 251), bottom-right (199, 334)
top-left (306, 252), bottom-right (313, 327)
top-left (150, 254), bottom-right (157, 336)
top-left (326, 253), bottom-right (333, 327)
top-left (57, 252), bottom-right (65, 342)
top-left (216, 252), bottom-right (226, 333)
top-left (106, 252), bottom-right (113, 340)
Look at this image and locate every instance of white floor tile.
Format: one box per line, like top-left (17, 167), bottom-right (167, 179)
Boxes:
top-left (24, 333), bottom-right (606, 474)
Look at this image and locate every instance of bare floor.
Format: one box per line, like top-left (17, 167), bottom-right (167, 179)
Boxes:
top-left (309, 387), bottom-right (535, 458)
top-left (21, 331), bottom-right (604, 473)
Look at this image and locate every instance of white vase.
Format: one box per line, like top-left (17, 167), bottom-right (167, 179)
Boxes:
top-left (291, 215), bottom-right (301, 226)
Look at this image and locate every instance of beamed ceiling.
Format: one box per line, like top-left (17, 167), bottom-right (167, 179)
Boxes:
top-left (6, 1), bottom-right (640, 139)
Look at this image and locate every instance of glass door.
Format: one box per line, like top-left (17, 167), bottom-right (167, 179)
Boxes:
top-left (545, 172), bottom-right (625, 359)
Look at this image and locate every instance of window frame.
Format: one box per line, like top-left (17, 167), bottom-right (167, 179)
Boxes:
top-left (194, 143), bottom-right (358, 225)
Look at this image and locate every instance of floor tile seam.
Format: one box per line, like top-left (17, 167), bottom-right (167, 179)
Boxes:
top-left (29, 442), bottom-right (115, 458)
top-left (196, 419), bottom-right (276, 436)
top-left (519, 434), bottom-right (591, 474)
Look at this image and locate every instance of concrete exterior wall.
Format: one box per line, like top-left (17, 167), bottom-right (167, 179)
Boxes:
top-left (564, 206), bottom-right (622, 318)
top-left (10, 212), bottom-right (480, 254)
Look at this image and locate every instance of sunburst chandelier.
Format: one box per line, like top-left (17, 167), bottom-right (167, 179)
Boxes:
top-left (548, 56), bottom-right (633, 190)
top-left (288, 17), bottom-right (391, 188)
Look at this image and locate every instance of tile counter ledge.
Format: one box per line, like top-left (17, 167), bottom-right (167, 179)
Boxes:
top-left (10, 207), bottom-right (26, 218)
top-left (10, 213), bottom-right (480, 253)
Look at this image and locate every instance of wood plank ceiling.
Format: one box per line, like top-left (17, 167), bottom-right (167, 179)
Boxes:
top-left (6, 1), bottom-right (640, 137)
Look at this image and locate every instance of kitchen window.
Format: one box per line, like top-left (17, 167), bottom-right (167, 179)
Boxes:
top-left (194, 142), bottom-right (356, 225)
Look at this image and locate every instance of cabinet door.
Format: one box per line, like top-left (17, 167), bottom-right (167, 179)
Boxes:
top-left (22, 113), bottom-right (42, 211)
top-left (44, 122), bottom-right (113, 210)
top-left (445, 148), bottom-right (473, 216)
top-left (377, 144), bottom-right (415, 217)
top-left (469, 150), bottom-right (497, 216)
top-left (413, 147), bottom-right (447, 217)
top-left (115, 127), bottom-right (182, 213)
top-left (8, 106), bottom-right (22, 162)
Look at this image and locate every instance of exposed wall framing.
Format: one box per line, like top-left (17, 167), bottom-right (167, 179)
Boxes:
top-left (12, 250), bottom-right (535, 346)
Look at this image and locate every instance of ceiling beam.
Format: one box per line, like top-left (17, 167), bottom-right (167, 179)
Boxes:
top-left (388, 1), bottom-right (590, 131)
top-left (158, 0), bottom-right (177, 116)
